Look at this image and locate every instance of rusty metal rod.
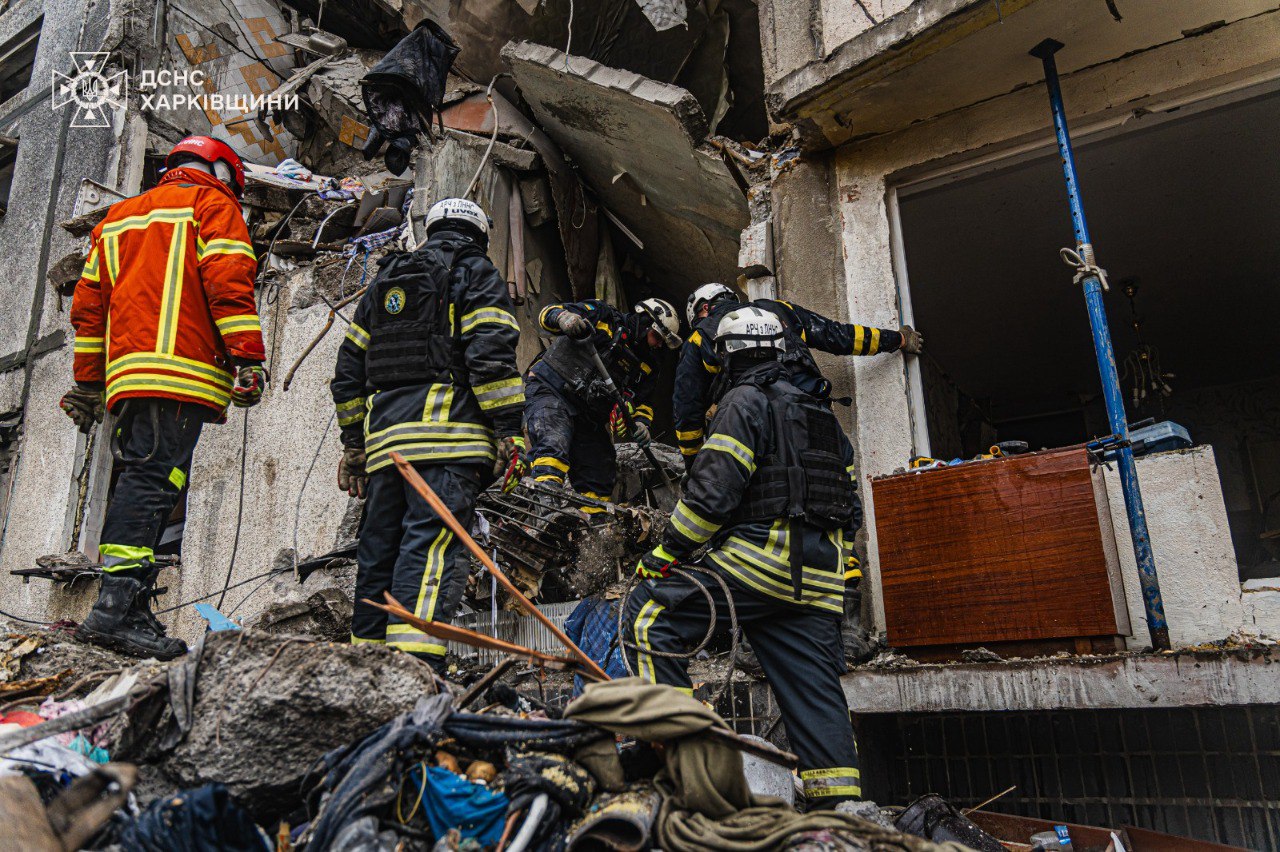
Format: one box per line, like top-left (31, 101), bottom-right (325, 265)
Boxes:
top-left (456, 658), bottom-right (518, 710)
top-left (395, 453), bottom-right (610, 680)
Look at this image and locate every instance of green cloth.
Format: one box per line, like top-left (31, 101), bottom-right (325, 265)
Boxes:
top-left (564, 680), bottom-right (969, 852)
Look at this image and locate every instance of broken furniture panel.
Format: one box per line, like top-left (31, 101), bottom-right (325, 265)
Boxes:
top-left (871, 447), bottom-right (1131, 657)
top-left (504, 41), bottom-right (749, 295)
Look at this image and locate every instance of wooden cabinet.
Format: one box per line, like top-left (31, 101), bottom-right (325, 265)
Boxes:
top-left (870, 447), bottom-right (1131, 655)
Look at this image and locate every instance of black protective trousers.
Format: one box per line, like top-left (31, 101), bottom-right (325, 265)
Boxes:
top-left (523, 368), bottom-right (617, 500)
top-left (624, 569), bottom-right (863, 806)
top-left (99, 398), bottom-right (209, 574)
top-left (351, 461), bottom-right (485, 672)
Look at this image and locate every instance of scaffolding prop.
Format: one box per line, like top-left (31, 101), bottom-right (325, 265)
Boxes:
top-left (1029, 38), bottom-right (1170, 651)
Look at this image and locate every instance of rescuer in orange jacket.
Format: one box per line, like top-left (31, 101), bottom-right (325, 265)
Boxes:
top-left (62, 136), bottom-right (266, 659)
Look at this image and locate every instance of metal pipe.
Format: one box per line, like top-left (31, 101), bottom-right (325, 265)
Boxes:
top-left (1029, 38), bottom-right (1169, 650)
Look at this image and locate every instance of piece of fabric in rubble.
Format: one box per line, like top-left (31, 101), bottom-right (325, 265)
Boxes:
top-left (564, 680), bottom-right (967, 852)
top-left (417, 764), bottom-right (508, 846)
top-left (305, 694), bottom-right (607, 849)
top-left (637, 0), bottom-right (688, 30)
top-left (117, 783), bottom-right (269, 851)
top-left (360, 20), bottom-right (459, 174)
top-left (500, 749), bottom-right (596, 849)
top-left (563, 597), bottom-right (628, 696)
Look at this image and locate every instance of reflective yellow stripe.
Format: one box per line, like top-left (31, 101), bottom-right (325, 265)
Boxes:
top-left (800, 767), bottom-right (862, 780)
top-left (632, 600), bottom-right (665, 682)
top-left (535, 473), bottom-right (565, 484)
top-left (366, 442), bottom-right (496, 473)
top-left (708, 555), bottom-right (843, 613)
top-left (336, 396), bottom-right (367, 427)
top-left (635, 404), bottom-right (654, 420)
top-left (107, 353), bottom-right (233, 387)
top-left (107, 374), bottom-right (232, 408)
top-left (460, 307), bottom-right (519, 334)
top-left (669, 500), bottom-right (719, 545)
top-left (473, 376), bottom-right (525, 410)
top-left (100, 543), bottom-right (155, 571)
top-left (703, 360), bottom-right (721, 375)
top-left (639, 361), bottom-right (652, 374)
top-left (198, 238), bottom-right (256, 261)
top-left (533, 456), bottom-right (569, 474)
top-left (689, 330), bottom-right (702, 346)
top-left (345, 322), bottom-right (370, 350)
top-left (104, 235), bottom-right (120, 283)
top-left (675, 428), bottom-right (703, 441)
top-left (538, 305), bottom-right (561, 331)
top-left (215, 314), bottom-right (261, 335)
top-left (81, 247), bottom-right (100, 282)
top-left (722, 536), bottom-right (845, 593)
top-left (703, 434), bottom-right (756, 472)
top-left (74, 337), bottom-right (105, 354)
top-left (422, 384), bottom-right (454, 422)
top-left (801, 767), bottom-right (862, 798)
top-left (350, 635), bottom-right (385, 644)
top-left (414, 527), bottom-right (454, 624)
top-left (168, 467), bottom-right (187, 489)
top-left (385, 624), bottom-right (446, 656)
top-left (869, 327), bottom-right (881, 354)
top-left (156, 220), bottom-right (189, 355)
top-left (365, 423), bottom-right (494, 455)
top-left (100, 207), bottom-right (195, 237)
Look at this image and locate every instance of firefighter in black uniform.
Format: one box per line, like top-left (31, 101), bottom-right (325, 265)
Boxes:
top-left (524, 297), bottom-right (681, 509)
top-left (673, 283), bottom-right (924, 467)
top-left (330, 198), bottom-right (526, 671)
top-left (625, 305), bottom-right (864, 807)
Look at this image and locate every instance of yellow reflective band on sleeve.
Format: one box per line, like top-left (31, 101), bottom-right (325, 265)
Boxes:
top-left (473, 376), bottom-right (525, 410)
top-left (853, 325), bottom-right (865, 355)
top-left (533, 456), bottom-right (569, 474)
top-left (702, 360), bottom-right (721, 375)
top-left (669, 500), bottom-right (720, 545)
top-left (869, 327), bottom-right (881, 354)
top-left (345, 323), bottom-right (370, 350)
top-left (336, 396), bottom-right (367, 427)
top-left (538, 305), bottom-right (562, 331)
top-left (215, 314), bottom-right (262, 336)
top-left (168, 467), bottom-right (187, 489)
top-left (640, 361), bottom-right (652, 374)
top-left (74, 337), bottom-right (105, 354)
top-left (703, 433), bottom-right (756, 473)
top-left (198, 238), bottom-right (256, 262)
top-left (460, 307), bottom-right (519, 335)
top-left (635, 404), bottom-right (654, 420)
top-left (81, 247), bottom-right (100, 282)
top-left (845, 566), bottom-right (863, 581)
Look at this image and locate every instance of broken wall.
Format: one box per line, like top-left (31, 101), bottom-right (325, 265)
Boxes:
top-left (790, 6), bottom-right (1280, 642)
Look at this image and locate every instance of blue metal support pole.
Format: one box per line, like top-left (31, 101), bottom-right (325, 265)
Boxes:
top-left (1029, 38), bottom-right (1170, 650)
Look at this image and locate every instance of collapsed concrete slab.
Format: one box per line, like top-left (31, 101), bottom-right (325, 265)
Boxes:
top-left (504, 41), bottom-right (749, 294)
top-left (139, 630), bottom-right (441, 818)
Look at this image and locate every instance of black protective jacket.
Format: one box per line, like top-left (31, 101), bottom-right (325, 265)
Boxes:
top-left (530, 299), bottom-right (658, 426)
top-left (672, 299), bottom-right (903, 463)
top-left (330, 228), bottom-right (524, 474)
top-left (660, 361), bottom-right (857, 614)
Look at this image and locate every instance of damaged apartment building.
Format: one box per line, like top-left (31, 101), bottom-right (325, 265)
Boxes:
top-left (0, 0), bottom-right (1277, 847)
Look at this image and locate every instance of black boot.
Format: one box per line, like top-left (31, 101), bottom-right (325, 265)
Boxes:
top-left (77, 574), bottom-right (188, 660)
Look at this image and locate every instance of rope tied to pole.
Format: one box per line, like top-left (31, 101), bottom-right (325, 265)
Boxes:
top-left (1060, 246), bottom-right (1110, 291)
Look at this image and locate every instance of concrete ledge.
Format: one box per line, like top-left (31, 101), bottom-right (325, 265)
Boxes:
top-left (843, 648), bottom-right (1280, 713)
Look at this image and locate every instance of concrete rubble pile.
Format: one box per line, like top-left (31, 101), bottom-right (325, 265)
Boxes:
top-left (0, 619), bottom-right (989, 851)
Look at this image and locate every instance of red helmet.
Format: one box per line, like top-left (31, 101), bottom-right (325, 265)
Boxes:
top-left (166, 136), bottom-right (246, 197)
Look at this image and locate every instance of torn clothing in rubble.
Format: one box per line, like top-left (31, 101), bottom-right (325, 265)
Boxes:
top-left (672, 298), bottom-right (901, 465)
top-left (525, 300), bottom-right (661, 500)
top-left (360, 20), bottom-right (460, 174)
top-left (304, 693), bottom-right (606, 851)
top-left (563, 680), bottom-right (935, 852)
top-left (115, 783), bottom-right (267, 852)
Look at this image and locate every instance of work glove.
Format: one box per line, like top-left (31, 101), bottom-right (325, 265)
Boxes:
top-left (898, 325), bottom-right (924, 355)
top-left (557, 311), bottom-right (593, 341)
top-left (60, 383), bottom-right (105, 434)
top-left (501, 750), bottom-right (595, 848)
top-left (636, 545), bottom-right (677, 580)
top-left (630, 419), bottom-right (651, 446)
top-left (494, 435), bottom-right (528, 493)
top-left (230, 363), bottom-right (268, 407)
top-left (338, 445), bottom-right (368, 499)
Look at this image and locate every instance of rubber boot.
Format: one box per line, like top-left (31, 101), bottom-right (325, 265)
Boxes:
top-left (76, 574), bottom-right (187, 660)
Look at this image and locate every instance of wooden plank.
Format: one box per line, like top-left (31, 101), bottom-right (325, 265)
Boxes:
top-left (871, 447), bottom-right (1121, 648)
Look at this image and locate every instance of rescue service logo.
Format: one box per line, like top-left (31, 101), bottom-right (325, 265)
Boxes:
top-left (52, 53), bottom-right (127, 129)
top-left (384, 287), bottom-right (407, 315)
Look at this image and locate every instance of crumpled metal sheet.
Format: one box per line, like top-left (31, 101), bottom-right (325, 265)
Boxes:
top-left (636, 0), bottom-right (688, 31)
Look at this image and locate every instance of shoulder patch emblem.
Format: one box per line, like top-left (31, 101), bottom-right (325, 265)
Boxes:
top-left (384, 286), bottom-right (406, 315)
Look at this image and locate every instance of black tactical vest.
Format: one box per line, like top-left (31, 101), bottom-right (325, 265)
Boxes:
top-left (539, 331), bottom-right (648, 414)
top-left (365, 243), bottom-right (478, 390)
top-left (733, 380), bottom-right (855, 531)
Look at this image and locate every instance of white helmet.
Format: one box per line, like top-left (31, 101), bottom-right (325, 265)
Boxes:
top-left (714, 306), bottom-right (785, 360)
top-left (634, 298), bottom-right (682, 349)
top-left (425, 198), bottom-right (491, 237)
top-left (685, 282), bottom-right (738, 326)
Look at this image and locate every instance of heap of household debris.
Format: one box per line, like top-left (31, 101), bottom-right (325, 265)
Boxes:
top-left (0, 619), bottom-right (1089, 851)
